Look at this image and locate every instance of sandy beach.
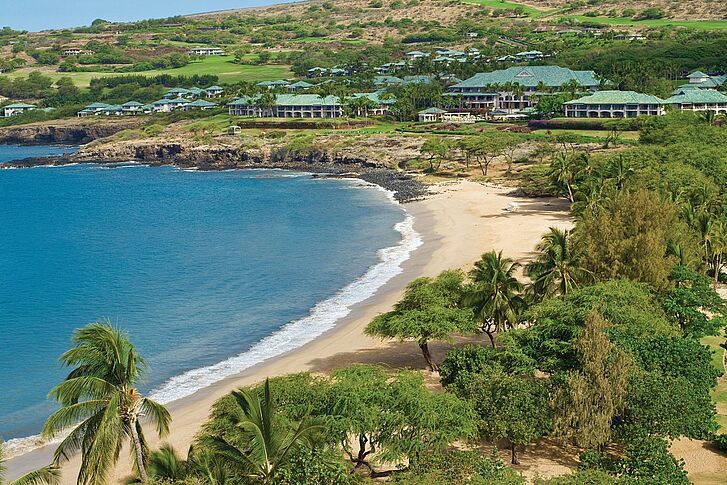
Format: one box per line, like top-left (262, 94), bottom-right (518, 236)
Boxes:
top-left (6, 180), bottom-right (573, 483)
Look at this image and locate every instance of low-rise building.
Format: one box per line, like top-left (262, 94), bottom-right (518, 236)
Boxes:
top-left (664, 89), bottom-right (727, 114)
top-left (121, 101), bottom-right (145, 115)
top-left (205, 85), bottom-right (225, 97)
top-left (257, 80), bottom-right (291, 90)
top-left (228, 94), bottom-right (343, 118)
top-left (188, 47), bottom-right (225, 56)
top-left (418, 107), bottom-right (447, 122)
top-left (3, 103), bottom-right (37, 117)
top-left (184, 99), bottom-right (218, 110)
top-left (449, 66), bottom-right (601, 112)
top-left (77, 102), bottom-right (111, 117)
top-left (62, 48), bottom-right (95, 57)
top-left (349, 91), bottom-right (396, 116)
top-left (564, 91), bottom-right (665, 118)
top-left (287, 81), bottom-right (315, 92)
top-left (373, 75), bottom-right (403, 87)
top-left (680, 71), bottom-right (727, 90)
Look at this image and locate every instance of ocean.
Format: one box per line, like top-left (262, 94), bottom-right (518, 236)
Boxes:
top-left (0, 145), bottom-right (419, 453)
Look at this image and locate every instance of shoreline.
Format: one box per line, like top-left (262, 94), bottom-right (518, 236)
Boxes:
top-left (6, 180), bottom-right (573, 483)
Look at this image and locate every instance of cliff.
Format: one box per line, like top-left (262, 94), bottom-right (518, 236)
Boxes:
top-left (0, 119), bottom-right (144, 145)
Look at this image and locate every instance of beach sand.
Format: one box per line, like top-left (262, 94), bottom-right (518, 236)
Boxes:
top-left (6, 180), bottom-right (573, 483)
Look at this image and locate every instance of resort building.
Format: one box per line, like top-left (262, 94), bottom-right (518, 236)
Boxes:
top-left (62, 48), bottom-right (95, 57)
top-left (448, 66), bottom-right (601, 113)
top-left (205, 86), bottom-right (225, 97)
top-left (405, 50), bottom-right (429, 60)
top-left (564, 91), bottom-right (665, 118)
top-left (418, 107), bottom-right (447, 122)
top-left (257, 80), bottom-right (291, 90)
top-left (349, 91), bottom-right (396, 116)
top-left (184, 99), bottom-right (218, 111)
top-left (287, 81), bottom-right (315, 92)
top-left (3, 103), bottom-right (37, 117)
top-left (664, 89), bottom-right (727, 114)
top-left (373, 75), bottom-right (403, 87)
top-left (121, 101), bottom-right (145, 115)
top-left (680, 71), bottom-right (727, 90)
top-left (188, 47), bottom-right (225, 56)
top-left (228, 94), bottom-right (343, 118)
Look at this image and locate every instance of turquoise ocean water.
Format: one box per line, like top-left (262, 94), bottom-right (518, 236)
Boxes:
top-left (0, 145), bottom-right (418, 453)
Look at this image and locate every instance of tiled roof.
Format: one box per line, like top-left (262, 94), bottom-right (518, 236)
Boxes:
top-left (4, 103), bottom-right (36, 108)
top-left (452, 66), bottom-right (600, 89)
top-left (274, 94), bottom-right (341, 106)
top-left (564, 90), bottom-right (664, 105)
top-left (664, 89), bottom-right (727, 104)
top-left (351, 91), bottom-right (397, 105)
top-left (187, 99), bottom-right (218, 107)
top-left (419, 107), bottom-right (447, 114)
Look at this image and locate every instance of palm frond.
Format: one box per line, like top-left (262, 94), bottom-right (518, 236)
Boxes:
top-left (8, 465), bottom-right (60, 485)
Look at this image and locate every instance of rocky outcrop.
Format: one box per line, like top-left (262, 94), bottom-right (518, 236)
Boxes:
top-left (0, 120), bottom-right (142, 145)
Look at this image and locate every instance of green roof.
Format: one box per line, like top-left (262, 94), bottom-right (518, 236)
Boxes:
top-left (85, 102), bottom-right (110, 109)
top-left (664, 89), bottom-right (727, 104)
top-left (122, 101), bottom-right (144, 107)
top-left (452, 66), bottom-right (600, 90)
top-left (419, 107), bottom-right (447, 114)
top-left (374, 76), bottom-right (403, 85)
top-left (229, 94), bottom-right (341, 107)
top-left (564, 90), bottom-right (664, 105)
top-left (274, 94), bottom-right (340, 106)
top-left (687, 71), bottom-right (709, 78)
top-left (187, 99), bottom-right (218, 107)
top-left (351, 91), bottom-right (397, 105)
top-left (206, 85), bottom-right (224, 91)
top-left (288, 81), bottom-right (314, 88)
top-left (4, 103), bottom-right (36, 108)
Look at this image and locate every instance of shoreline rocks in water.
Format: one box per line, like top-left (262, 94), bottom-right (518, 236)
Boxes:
top-left (3, 153), bottom-right (428, 204)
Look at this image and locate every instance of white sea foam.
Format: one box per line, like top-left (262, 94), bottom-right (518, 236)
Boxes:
top-left (3, 177), bottom-right (422, 460)
top-left (149, 188), bottom-right (421, 403)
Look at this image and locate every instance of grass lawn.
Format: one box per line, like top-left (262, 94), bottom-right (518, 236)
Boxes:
top-left (2, 56), bottom-right (293, 88)
top-left (557, 15), bottom-right (727, 31)
top-left (462, 0), bottom-right (551, 17)
top-left (702, 335), bottom-right (727, 433)
top-left (531, 128), bottom-right (640, 140)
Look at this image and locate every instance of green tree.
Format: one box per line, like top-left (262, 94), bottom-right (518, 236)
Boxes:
top-left (420, 137), bottom-right (450, 173)
top-left (551, 312), bottom-right (633, 449)
top-left (576, 190), bottom-right (699, 290)
top-left (660, 265), bottom-right (726, 338)
top-left (0, 443), bottom-right (60, 485)
top-left (458, 367), bottom-right (551, 464)
top-left (203, 379), bottom-right (321, 484)
top-left (365, 270), bottom-right (475, 371)
top-left (464, 251), bottom-right (525, 347)
top-left (42, 322), bottom-right (171, 484)
top-left (526, 227), bottom-right (592, 299)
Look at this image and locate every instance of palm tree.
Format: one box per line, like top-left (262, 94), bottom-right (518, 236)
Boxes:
top-left (144, 444), bottom-right (228, 484)
top-left (526, 228), bottom-right (592, 299)
top-left (42, 322), bottom-right (171, 484)
top-left (464, 251), bottom-right (525, 347)
top-left (0, 444), bottom-right (59, 485)
top-left (202, 380), bottom-right (320, 484)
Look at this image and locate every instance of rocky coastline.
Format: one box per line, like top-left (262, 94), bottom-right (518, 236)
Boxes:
top-left (1, 135), bottom-right (428, 203)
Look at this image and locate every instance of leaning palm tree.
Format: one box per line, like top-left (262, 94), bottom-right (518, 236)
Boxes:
top-left (0, 443), bottom-right (60, 485)
top-left (202, 380), bottom-right (320, 484)
top-left (42, 322), bottom-right (171, 484)
top-left (526, 228), bottom-right (592, 299)
top-left (464, 251), bottom-right (525, 347)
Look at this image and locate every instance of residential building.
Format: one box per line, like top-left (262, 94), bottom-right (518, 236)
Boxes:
top-left (77, 102), bottom-right (111, 117)
top-left (62, 48), bottom-right (95, 57)
top-left (664, 89), bottom-right (727, 114)
top-left (448, 66), bottom-right (601, 112)
top-left (349, 91), bottom-right (396, 116)
top-left (228, 94), bottom-right (343, 118)
top-left (121, 101), bottom-right (145, 115)
top-left (307, 67), bottom-right (329, 78)
top-left (205, 85), bottom-right (225, 97)
top-left (152, 99), bottom-right (173, 113)
top-left (680, 71), bottom-right (727, 90)
top-left (184, 99), bottom-right (218, 110)
top-left (418, 107), bottom-right (447, 122)
top-left (257, 80), bottom-right (291, 90)
top-left (516, 50), bottom-right (545, 61)
top-left (188, 47), bottom-right (225, 56)
top-left (287, 81), bottom-right (315, 92)
top-left (564, 91), bottom-right (665, 118)
top-left (373, 75), bottom-right (403, 87)
top-left (3, 103), bottom-right (37, 117)
top-left (405, 50), bottom-right (429, 60)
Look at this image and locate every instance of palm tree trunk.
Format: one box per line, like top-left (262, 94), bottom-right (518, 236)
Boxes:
top-left (130, 420), bottom-right (149, 483)
top-left (419, 342), bottom-right (438, 371)
top-left (510, 442), bottom-right (519, 465)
